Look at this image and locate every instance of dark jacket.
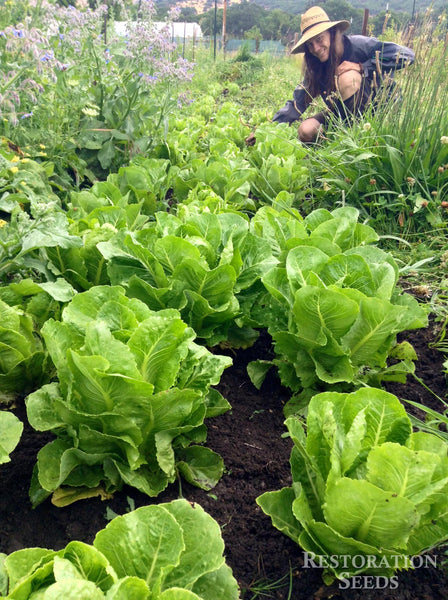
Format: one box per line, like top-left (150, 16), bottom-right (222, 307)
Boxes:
top-left (273, 35), bottom-right (415, 124)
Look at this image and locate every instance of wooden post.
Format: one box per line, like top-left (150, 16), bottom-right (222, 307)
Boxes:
top-left (362, 9), bottom-right (369, 36)
top-left (290, 31), bottom-right (298, 54)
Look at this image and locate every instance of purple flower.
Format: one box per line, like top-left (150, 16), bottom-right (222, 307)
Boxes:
top-left (40, 50), bottom-right (54, 62)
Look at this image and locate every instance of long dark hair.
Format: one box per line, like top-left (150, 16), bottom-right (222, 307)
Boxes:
top-left (302, 26), bottom-right (345, 101)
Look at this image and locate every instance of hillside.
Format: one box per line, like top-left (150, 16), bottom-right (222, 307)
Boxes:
top-left (252, 0), bottom-right (441, 16)
top-left (158, 0), bottom-right (443, 17)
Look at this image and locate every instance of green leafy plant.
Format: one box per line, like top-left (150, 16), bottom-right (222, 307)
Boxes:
top-left (0, 499), bottom-right (240, 599)
top-left (248, 206), bottom-right (427, 402)
top-left (0, 298), bottom-right (49, 403)
top-left (98, 208), bottom-right (277, 346)
top-left (246, 122), bottom-right (310, 205)
top-left (0, 146), bottom-right (60, 212)
top-left (172, 155), bottom-right (255, 210)
top-left (257, 387), bottom-right (448, 584)
top-left (26, 285), bottom-right (232, 507)
top-left (42, 160), bottom-right (178, 293)
top-left (0, 198), bottom-right (82, 283)
top-left (0, 411), bottom-right (23, 464)
top-left (0, 277), bottom-right (72, 329)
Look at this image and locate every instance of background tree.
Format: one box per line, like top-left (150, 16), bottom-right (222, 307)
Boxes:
top-left (225, 1), bottom-right (266, 37)
top-left (199, 8), bottom-right (223, 36)
top-left (260, 8), bottom-right (301, 42)
top-left (178, 6), bottom-right (198, 21)
top-left (245, 25), bottom-right (263, 51)
top-left (316, 0), bottom-right (364, 34)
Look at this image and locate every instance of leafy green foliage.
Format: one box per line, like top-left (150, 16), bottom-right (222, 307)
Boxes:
top-left (0, 277), bottom-right (72, 329)
top-left (0, 198), bottom-right (82, 283)
top-left (246, 122), bottom-right (310, 205)
top-left (248, 206), bottom-right (427, 397)
top-left (0, 411), bottom-right (23, 464)
top-left (172, 155), bottom-right (255, 209)
top-left (0, 299), bottom-right (50, 403)
top-left (26, 286), bottom-right (232, 506)
top-left (257, 387), bottom-right (448, 583)
top-left (98, 207), bottom-right (277, 346)
top-left (0, 148), bottom-right (60, 212)
top-left (0, 499), bottom-right (240, 599)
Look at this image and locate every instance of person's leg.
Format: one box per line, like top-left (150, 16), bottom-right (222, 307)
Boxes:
top-left (336, 69), bottom-right (362, 101)
top-left (333, 70), bottom-right (372, 120)
top-left (298, 112), bottom-right (327, 143)
top-left (298, 117), bottom-right (322, 143)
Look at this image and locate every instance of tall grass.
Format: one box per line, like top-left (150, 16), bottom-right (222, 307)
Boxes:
top-left (294, 12), bottom-right (448, 237)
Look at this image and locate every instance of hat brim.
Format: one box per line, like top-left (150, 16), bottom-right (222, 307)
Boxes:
top-left (291, 20), bottom-right (350, 54)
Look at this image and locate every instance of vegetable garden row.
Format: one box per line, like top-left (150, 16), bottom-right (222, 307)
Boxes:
top-left (1, 2), bottom-right (448, 599)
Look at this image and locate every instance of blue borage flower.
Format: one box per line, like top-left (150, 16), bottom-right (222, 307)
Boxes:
top-left (40, 50), bottom-right (54, 62)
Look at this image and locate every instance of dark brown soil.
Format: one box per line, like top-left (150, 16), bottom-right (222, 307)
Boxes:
top-left (1, 324), bottom-right (448, 600)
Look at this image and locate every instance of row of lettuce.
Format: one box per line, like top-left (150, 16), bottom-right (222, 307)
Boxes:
top-left (1, 499), bottom-right (239, 600)
top-left (2, 129), bottom-right (448, 594)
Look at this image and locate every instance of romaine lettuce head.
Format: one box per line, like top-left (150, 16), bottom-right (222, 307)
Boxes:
top-left (26, 286), bottom-right (232, 507)
top-left (0, 500), bottom-right (240, 599)
top-left (0, 299), bottom-right (49, 403)
top-left (253, 206), bottom-right (428, 393)
top-left (257, 387), bottom-right (448, 582)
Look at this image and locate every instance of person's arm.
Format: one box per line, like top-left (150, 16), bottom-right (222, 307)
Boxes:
top-left (272, 84), bottom-right (309, 124)
top-left (349, 35), bottom-right (415, 78)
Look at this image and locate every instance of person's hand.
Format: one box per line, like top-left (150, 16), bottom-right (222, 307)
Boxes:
top-left (245, 131), bottom-right (256, 146)
top-left (336, 61), bottom-right (363, 76)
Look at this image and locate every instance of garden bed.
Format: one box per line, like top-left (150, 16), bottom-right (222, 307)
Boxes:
top-left (1, 324), bottom-right (447, 600)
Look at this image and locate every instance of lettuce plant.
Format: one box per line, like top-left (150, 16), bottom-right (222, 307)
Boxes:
top-left (172, 155), bottom-right (256, 210)
top-left (43, 163), bottom-right (171, 293)
top-left (26, 286), bottom-right (232, 507)
top-left (0, 499), bottom-right (240, 599)
top-left (249, 206), bottom-right (428, 398)
top-left (246, 122), bottom-right (310, 205)
top-left (0, 411), bottom-right (23, 464)
top-left (0, 299), bottom-right (49, 403)
top-left (257, 387), bottom-right (448, 584)
top-left (98, 208), bottom-right (277, 347)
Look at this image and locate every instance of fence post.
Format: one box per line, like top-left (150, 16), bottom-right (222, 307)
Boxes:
top-left (362, 9), bottom-right (369, 36)
top-left (290, 31), bottom-right (298, 54)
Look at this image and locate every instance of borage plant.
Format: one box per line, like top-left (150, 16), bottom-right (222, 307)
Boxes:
top-left (4, 1), bottom-right (194, 184)
top-left (26, 285), bottom-right (232, 507)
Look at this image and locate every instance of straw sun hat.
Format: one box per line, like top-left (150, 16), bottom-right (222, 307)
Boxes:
top-left (291, 6), bottom-right (350, 54)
